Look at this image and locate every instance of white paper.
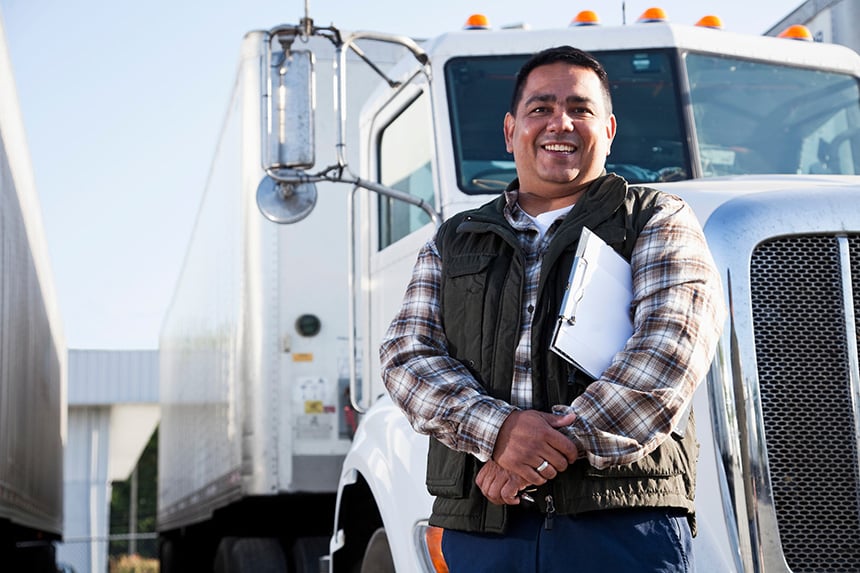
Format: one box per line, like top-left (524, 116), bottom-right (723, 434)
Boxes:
top-left (550, 227), bottom-right (633, 379)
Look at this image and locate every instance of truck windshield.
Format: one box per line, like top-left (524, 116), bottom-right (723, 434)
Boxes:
top-left (445, 50), bottom-right (688, 194)
top-left (445, 49), bottom-right (860, 194)
top-left (686, 53), bottom-right (860, 177)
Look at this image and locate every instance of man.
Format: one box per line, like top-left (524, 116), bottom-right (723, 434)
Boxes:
top-left (380, 46), bottom-right (726, 572)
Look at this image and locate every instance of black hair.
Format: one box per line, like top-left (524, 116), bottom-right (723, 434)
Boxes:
top-left (509, 45), bottom-right (612, 115)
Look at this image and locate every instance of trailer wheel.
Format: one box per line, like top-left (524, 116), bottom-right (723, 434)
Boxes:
top-left (359, 528), bottom-right (394, 573)
top-left (214, 537), bottom-right (288, 573)
top-left (292, 536), bottom-right (329, 573)
top-left (159, 538), bottom-right (183, 573)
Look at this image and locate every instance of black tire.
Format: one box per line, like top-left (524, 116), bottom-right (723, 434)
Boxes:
top-left (291, 536), bottom-right (329, 573)
top-left (214, 537), bottom-right (288, 573)
top-left (160, 537), bottom-right (184, 573)
top-left (359, 528), bottom-right (394, 573)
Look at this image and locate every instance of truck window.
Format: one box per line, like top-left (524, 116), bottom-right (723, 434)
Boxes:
top-left (378, 93), bottom-right (435, 249)
top-left (444, 50), bottom-right (689, 194)
top-left (686, 54), bottom-right (860, 176)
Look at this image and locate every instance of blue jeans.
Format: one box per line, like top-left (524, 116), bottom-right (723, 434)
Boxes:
top-left (441, 508), bottom-right (694, 572)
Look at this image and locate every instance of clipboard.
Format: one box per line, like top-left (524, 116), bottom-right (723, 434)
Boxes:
top-left (550, 227), bottom-right (633, 379)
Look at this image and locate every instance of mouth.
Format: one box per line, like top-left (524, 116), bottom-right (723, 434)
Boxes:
top-left (542, 142), bottom-right (577, 154)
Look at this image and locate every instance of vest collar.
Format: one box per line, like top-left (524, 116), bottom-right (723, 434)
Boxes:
top-left (453, 174), bottom-right (630, 259)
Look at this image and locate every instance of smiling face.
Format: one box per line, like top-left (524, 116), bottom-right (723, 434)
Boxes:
top-left (504, 62), bottom-right (617, 214)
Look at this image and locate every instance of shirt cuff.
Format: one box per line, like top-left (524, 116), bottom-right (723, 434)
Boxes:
top-left (468, 400), bottom-right (517, 462)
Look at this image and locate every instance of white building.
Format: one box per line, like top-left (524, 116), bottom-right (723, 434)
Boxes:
top-left (57, 350), bottom-right (159, 573)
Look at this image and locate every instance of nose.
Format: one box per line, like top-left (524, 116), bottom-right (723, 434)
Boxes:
top-left (547, 109), bottom-right (575, 133)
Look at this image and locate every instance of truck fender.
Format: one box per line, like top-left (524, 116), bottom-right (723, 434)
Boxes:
top-left (332, 396), bottom-right (434, 572)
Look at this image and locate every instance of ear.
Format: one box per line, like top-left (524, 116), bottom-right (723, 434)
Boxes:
top-left (503, 112), bottom-right (515, 153)
top-left (605, 114), bottom-right (617, 155)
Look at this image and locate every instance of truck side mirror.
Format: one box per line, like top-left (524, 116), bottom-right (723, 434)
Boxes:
top-left (267, 48), bottom-right (315, 171)
top-left (258, 44), bottom-right (318, 224)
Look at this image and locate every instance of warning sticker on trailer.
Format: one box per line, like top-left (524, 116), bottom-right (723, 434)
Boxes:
top-left (294, 377), bottom-right (335, 440)
top-left (296, 412), bottom-right (333, 440)
top-left (304, 400), bottom-right (324, 414)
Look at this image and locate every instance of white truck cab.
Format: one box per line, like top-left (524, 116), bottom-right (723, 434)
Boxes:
top-left (322, 17), bottom-right (860, 573)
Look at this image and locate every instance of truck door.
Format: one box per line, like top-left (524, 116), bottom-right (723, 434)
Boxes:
top-left (358, 83), bottom-right (437, 408)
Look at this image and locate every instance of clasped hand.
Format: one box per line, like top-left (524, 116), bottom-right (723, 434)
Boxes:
top-left (476, 410), bottom-right (578, 505)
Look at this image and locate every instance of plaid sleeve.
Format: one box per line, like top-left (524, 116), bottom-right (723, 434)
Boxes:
top-left (379, 239), bottom-right (515, 462)
top-left (555, 194), bottom-right (727, 469)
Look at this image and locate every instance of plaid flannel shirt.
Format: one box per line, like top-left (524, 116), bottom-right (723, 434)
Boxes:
top-left (380, 189), bottom-right (726, 469)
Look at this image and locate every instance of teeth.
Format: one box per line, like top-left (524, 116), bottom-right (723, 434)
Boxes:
top-left (544, 143), bottom-right (575, 152)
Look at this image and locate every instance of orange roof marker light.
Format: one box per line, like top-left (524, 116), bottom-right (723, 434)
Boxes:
top-left (695, 15), bottom-right (723, 29)
top-left (637, 7), bottom-right (668, 23)
top-left (570, 10), bottom-right (600, 26)
top-left (464, 14), bottom-right (491, 30)
top-left (778, 24), bottom-right (813, 41)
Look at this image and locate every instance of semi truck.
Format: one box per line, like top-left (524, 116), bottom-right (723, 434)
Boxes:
top-left (0, 14), bottom-right (66, 573)
top-left (158, 7), bottom-right (860, 572)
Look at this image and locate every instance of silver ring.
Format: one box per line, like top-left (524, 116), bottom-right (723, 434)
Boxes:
top-left (535, 460), bottom-right (550, 473)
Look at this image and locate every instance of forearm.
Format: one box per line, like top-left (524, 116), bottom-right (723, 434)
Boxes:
top-left (381, 335), bottom-right (514, 460)
top-left (557, 196), bottom-right (726, 468)
top-left (379, 240), bottom-right (514, 460)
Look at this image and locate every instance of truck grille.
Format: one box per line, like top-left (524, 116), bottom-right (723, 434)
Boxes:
top-left (750, 234), bottom-right (860, 572)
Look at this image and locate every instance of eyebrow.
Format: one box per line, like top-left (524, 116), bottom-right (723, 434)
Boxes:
top-left (523, 93), bottom-right (594, 108)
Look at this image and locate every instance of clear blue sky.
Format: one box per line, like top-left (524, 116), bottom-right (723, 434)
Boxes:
top-left (0, 0), bottom-right (799, 349)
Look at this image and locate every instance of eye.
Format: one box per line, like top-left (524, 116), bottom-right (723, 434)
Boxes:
top-left (529, 105), bottom-right (551, 114)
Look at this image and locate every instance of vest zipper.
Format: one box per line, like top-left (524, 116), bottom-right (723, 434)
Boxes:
top-left (544, 494), bottom-right (556, 530)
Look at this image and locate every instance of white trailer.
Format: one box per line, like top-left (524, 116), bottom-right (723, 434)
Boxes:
top-left (160, 9), bottom-right (860, 573)
top-left (157, 28), bottom-right (406, 572)
top-left (0, 14), bottom-right (66, 573)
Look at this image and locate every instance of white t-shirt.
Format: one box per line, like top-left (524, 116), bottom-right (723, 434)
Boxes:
top-left (523, 204), bottom-right (575, 240)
